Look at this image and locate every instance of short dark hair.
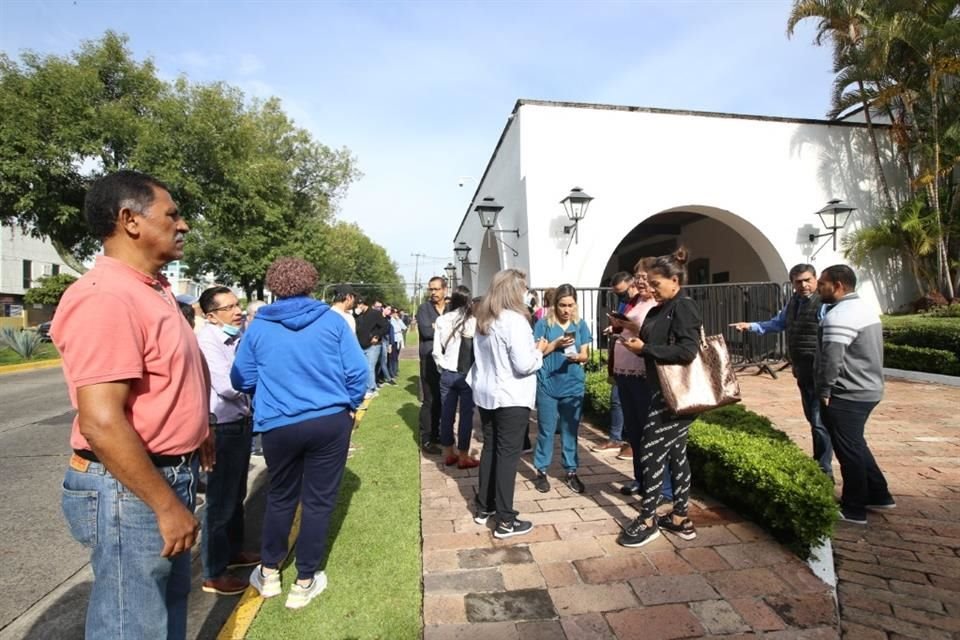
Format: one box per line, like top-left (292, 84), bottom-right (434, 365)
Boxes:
top-left (789, 263), bottom-right (816, 280)
top-left (199, 286), bottom-right (234, 314)
top-left (332, 284), bottom-right (355, 302)
top-left (84, 170), bottom-right (169, 241)
top-left (821, 264), bottom-right (857, 290)
top-left (610, 271), bottom-right (632, 286)
top-left (429, 276), bottom-right (447, 288)
top-left (178, 302), bottom-right (195, 327)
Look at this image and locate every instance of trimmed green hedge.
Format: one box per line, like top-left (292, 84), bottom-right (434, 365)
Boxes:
top-left (882, 315), bottom-right (960, 376)
top-left (883, 342), bottom-right (960, 376)
top-left (690, 406), bottom-right (836, 559)
top-left (582, 375), bottom-right (835, 558)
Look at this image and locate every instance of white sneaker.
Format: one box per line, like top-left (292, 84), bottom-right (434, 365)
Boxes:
top-left (285, 571), bottom-right (327, 609)
top-left (249, 565), bottom-right (282, 598)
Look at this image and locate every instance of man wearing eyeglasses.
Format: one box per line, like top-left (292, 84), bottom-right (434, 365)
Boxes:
top-left (416, 276), bottom-right (448, 453)
top-left (196, 286), bottom-right (258, 595)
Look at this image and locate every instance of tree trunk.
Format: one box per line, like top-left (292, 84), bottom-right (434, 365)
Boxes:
top-left (928, 67), bottom-right (954, 299)
top-left (51, 239), bottom-right (89, 275)
top-left (858, 79), bottom-right (896, 212)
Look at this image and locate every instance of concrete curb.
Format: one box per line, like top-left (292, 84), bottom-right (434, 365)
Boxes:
top-left (0, 358), bottom-right (61, 375)
top-left (884, 367), bottom-right (960, 387)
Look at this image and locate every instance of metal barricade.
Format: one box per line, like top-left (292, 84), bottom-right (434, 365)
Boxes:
top-left (530, 282), bottom-right (788, 378)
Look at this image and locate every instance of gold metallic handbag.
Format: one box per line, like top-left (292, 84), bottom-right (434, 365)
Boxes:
top-left (655, 327), bottom-right (741, 416)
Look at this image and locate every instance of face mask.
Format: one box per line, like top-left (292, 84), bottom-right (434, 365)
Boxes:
top-left (221, 324), bottom-right (241, 337)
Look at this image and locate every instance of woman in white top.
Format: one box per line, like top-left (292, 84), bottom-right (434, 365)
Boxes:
top-left (433, 286), bottom-right (479, 469)
top-left (467, 269), bottom-right (566, 539)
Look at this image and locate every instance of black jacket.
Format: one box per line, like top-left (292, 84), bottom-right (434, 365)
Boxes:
top-left (640, 295), bottom-right (702, 386)
top-left (356, 308), bottom-right (388, 349)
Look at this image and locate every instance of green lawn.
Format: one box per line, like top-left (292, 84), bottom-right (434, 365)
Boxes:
top-left (0, 343), bottom-right (59, 365)
top-left (247, 359), bottom-right (423, 640)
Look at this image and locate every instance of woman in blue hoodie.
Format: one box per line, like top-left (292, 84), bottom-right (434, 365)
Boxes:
top-left (231, 257), bottom-right (367, 610)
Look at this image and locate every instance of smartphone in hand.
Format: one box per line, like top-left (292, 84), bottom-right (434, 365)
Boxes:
top-left (608, 311), bottom-right (629, 322)
top-left (563, 331), bottom-right (577, 356)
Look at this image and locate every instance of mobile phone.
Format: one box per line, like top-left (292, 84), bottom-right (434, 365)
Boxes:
top-left (608, 311), bottom-right (629, 321)
top-left (564, 331), bottom-right (576, 339)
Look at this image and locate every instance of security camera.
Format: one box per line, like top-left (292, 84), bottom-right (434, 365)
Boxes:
top-left (458, 180), bottom-right (464, 187)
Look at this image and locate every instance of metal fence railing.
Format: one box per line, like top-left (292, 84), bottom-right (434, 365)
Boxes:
top-left (530, 281), bottom-right (789, 378)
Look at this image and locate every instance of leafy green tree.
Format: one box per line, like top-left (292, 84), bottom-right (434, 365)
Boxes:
top-left (0, 31), bottom-right (164, 271)
top-left (22, 273), bottom-right (78, 306)
top-left (788, 0), bottom-right (960, 298)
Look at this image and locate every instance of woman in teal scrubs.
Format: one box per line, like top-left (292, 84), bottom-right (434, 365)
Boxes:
top-left (531, 284), bottom-right (592, 494)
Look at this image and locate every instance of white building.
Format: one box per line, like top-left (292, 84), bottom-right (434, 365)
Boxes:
top-left (453, 100), bottom-right (909, 314)
top-left (0, 224), bottom-right (82, 316)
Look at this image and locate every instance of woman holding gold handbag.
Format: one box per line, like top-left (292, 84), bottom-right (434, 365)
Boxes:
top-left (619, 247), bottom-right (702, 547)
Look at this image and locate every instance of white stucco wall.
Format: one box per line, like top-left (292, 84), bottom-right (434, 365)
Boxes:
top-left (0, 225), bottom-right (82, 299)
top-left (455, 101), bottom-right (909, 313)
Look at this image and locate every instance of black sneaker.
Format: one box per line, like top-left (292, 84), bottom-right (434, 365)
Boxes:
top-left (617, 517), bottom-right (661, 548)
top-left (656, 513), bottom-right (697, 540)
top-left (839, 509), bottom-right (867, 525)
top-left (866, 498), bottom-right (896, 511)
top-left (533, 471), bottom-right (551, 493)
top-left (565, 472), bottom-right (585, 494)
top-left (494, 518), bottom-right (533, 539)
top-left (619, 482), bottom-right (640, 496)
top-left (474, 508), bottom-right (495, 525)
top-left (421, 442), bottom-right (443, 455)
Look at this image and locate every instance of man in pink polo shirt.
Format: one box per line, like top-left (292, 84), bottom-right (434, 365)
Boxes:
top-left (52, 171), bottom-right (214, 640)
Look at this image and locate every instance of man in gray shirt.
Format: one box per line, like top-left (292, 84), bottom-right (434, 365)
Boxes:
top-left (816, 265), bottom-right (895, 525)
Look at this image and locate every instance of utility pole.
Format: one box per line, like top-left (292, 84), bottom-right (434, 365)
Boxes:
top-left (411, 252), bottom-right (427, 305)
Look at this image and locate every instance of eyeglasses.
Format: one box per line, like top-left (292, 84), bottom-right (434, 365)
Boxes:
top-left (210, 303), bottom-right (241, 314)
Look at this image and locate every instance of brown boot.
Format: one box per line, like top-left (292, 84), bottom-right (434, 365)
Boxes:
top-left (616, 444), bottom-right (634, 460)
top-left (202, 574), bottom-right (249, 595)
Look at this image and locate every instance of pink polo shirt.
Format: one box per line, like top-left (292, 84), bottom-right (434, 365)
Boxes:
top-left (51, 255), bottom-right (209, 455)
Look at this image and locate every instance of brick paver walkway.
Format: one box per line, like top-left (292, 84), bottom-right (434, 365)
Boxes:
top-left (420, 380), bottom-right (843, 639)
top-left (419, 369), bottom-right (960, 639)
top-left (737, 371), bottom-right (960, 640)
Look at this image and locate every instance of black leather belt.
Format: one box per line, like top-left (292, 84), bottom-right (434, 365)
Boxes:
top-left (73, 448), bottom-right (196, 468)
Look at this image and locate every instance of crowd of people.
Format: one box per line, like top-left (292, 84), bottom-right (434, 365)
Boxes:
top-left (51, 169), bottom-right (893, 638)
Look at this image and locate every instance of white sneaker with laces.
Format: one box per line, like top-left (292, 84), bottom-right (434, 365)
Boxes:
top-left (285, 571), bottom-right (328, 609)
top-left (249, 565), bottom-right (282, 598)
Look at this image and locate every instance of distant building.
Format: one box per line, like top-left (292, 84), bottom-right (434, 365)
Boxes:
top-left (453, 99), bottom-right (908, 314)
top-left (0, 224), bottom-right (82, 317)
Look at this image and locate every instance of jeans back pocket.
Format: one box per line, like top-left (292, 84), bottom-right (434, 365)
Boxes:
top-left (61, 487), bottom-right (99, 549)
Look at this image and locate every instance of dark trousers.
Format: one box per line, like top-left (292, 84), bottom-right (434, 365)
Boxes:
top-left (476, 406), bottom-right (529, 524)
top-left (388, 342), bottom-right (401, 379)
top-left (419, 355), bottom-right (442, 445)
top-left (822, 397), bottom-right (892, 520)
top-left (639, 390), bottom-right (693, 520)
top-left (260, 411), bottom-right (352, 580)
top-left (793, 358), bottom-right (833, 476)
top-left (617, 375), bottom-right (673, 500)
top-left (439, 369), bottom-right (475, 450)
top-left (201, 418), bottom-right (253, 580)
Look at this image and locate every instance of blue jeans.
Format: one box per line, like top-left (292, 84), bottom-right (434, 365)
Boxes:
top-left (363, 344), bottom-right (381, 393)
top-left (533, 389), bottom-right (583, 473)
top-left (609, 384), bottom-right (625, 443)
top-left (377, 340), bottom-right (393, 382)
top-left (62, 454), bottom-right (199, 640)
top-left (202, 419), bottom-right (253, 580)
top-left (439, 369), bottom-right (475, 450)
top-left (794, 359), bottom-right (833, 476)
top-left (261, 411), bottom-right (352, 580)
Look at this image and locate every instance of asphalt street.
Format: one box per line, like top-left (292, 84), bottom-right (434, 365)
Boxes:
top-left (0, 367), bottom-right (267, 640)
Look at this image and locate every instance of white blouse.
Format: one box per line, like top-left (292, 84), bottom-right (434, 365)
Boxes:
top-left (467, 310), bottom-right (543, 410)
top-left (432, 310), bottom-right (477, 373)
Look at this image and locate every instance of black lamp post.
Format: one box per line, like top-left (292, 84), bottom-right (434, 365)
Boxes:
top-left (561, 187), bottom-right (594, 253)
top-left (809, 199), bottom-right (856, 252)
top-left (475, 196), bottom-right (520, 254)
top-left (444, 262), bottom-right (457, 287)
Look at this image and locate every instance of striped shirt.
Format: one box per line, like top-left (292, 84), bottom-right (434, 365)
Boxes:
top-left (815, 292), bottom-right (884, 402)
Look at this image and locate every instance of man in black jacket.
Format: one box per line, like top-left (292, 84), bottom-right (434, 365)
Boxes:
top-left (356, 298), bottom-right (388, 399)
top-left (416, 276), bottom-right (447, 453)
top-left (731, 264), bottom-right (831, 477)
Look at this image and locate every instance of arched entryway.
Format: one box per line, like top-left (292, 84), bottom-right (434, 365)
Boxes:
top-left (599, 205), bottom-right (788, 286)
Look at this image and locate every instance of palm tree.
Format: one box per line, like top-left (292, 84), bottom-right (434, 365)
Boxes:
top-left (787, 0), bottom-right (897, 213)
top-left (843, 198), bottom-right (939, 293)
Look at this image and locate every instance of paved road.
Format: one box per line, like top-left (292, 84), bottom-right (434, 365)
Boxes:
top-left (0, 368), bottom-right (267, 640)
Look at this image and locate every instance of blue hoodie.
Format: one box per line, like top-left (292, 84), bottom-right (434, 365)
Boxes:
top-left (230, 296), bottom-right (368, 432)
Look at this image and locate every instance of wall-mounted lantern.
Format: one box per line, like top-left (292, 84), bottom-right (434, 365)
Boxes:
top-left (809, 199), bottom-right (855, 252)
top-left (561, 187), bottom-right (593, 254)
top-left (474, 196), bottom-right (519, 255)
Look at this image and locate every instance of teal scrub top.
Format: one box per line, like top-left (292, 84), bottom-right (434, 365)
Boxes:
top-left (533, 317), bottom-right (592, 399)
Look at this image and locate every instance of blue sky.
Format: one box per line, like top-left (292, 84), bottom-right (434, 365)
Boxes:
top-left (1, 0), bottom-right (833, 287)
